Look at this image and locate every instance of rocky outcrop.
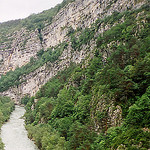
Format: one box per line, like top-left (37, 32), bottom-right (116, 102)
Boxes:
top-left (0, 0), bottom-right (146, 76)
top-left (0, 0), bottom-right (147, 103)
top-left (0, 29), bottom-right (42, 75)
top-left (42, 0), bottom-right (146, 48)
top-left (1, 42), bottom-right (95, 103)
top-left (91, 95), bottom-right (122, 132)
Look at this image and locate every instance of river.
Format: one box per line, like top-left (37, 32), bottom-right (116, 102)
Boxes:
top-left (1, 105), bottom-right (39, 150)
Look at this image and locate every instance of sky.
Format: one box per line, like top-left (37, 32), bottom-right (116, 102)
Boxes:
top-left (0, 0), bottom-right (63, 23)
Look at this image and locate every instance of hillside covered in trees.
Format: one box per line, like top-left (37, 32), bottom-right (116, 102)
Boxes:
top-left (0, 96), bottom-right (14, 149)
top-left (23, 3), bottom-right (150, 150)
top-left (0, 0), bottom-right (150, 149)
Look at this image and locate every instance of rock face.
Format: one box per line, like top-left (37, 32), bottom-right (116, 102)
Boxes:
top-left (0, 0), bottom-right (147, 103)
top-left (90, 94), bottom-right (123, 133)
top-left (2, 44), bottom-right (93, 103)
top-left (42, 0), bottom-right (146, 48)
top-left (0, 29), bottom-right (42, 75)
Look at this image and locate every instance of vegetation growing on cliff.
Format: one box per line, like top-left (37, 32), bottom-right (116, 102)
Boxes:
top-left (0, 0), bottom-right (149, 149)
top-left (0, 96), bottom-right (15, 149)
top-left (0, 42), bottom-right (68, 92)
top-left (21, 0), bottom-right (75, 31)
top-left (22, 4), bottom-right (150, 150)
top-left (0, 0), bottom-right (75, 45)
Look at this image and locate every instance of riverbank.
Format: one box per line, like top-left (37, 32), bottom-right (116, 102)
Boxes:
top-left (0, 96), bottom-right (15, 150)
top-left (1, 105), bottom-right (38, 150)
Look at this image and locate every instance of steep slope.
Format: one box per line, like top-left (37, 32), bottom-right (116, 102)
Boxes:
top-left (0, 96), bottom-right (15, 149)
top-left (0, 0), bottom-right (150, 149)
top-left (24, 5), bottom-right (150, 148)
top-left (0, 0), bottom-right (75, 75)
top-left (0, 0), bottom-right (147, 103)
top-left (0, 0), bottom-right (146, 75)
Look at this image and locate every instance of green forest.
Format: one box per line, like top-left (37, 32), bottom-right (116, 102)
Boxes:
top-left (0, 0), bottom-right (75, 45)
top-left (0, 42), bottom-right (68, 92)
top-left (0, 96), bottom-right (15, 149)
top-left (21, 4), bottom-right (150, 150)
top-left (0, 0), bottom-right (150, 150)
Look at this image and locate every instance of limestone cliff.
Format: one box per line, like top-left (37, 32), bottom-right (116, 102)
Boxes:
top-left (0, 29), bottom-right (42, 75)
top-left (0, 0), bottom-right (147, 103)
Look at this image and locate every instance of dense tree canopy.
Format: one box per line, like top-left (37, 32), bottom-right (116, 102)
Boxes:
top-left (0, 96), bottom-right (14, 149)
top-left (23, 4), bottom-right (150, 149)
top-left (0, 1), bottom-right (150, 150)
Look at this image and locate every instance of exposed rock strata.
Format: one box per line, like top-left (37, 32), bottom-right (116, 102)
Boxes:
top-left (1, 43), bottom-right (94, 103)
top-left (0, 29), bottom-right (42, 75)
top-left (0, 0), bottom-right (147, 103)
top-left (0, 0), bottom-right (146, 75)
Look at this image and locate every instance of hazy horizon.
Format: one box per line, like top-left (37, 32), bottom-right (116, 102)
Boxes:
top-left (0, 0), bottom-right (63, 23)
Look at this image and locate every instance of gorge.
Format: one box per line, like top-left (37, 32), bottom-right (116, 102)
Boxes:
top-left (0, 0), bottom-right (147, 103)
top-left (0, 0), bottom-right (150, 149)
top-left (1, 105), bottom-right (38, 150)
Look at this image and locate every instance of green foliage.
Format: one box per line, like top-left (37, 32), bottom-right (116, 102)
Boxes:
top-left (35, 63), bottom-right (76, 99)
top-left (67, 121), bottom-right (96, 150)
top-left (70, 27), bottom-right (95, 51)
top-left (26, 124), bottom-right (66, 150)
top-left (0, 96), bottom-right (14, 149)
top-left (74, 95), bottom-right (91, 123)
top-left (17, 3), bottom-right (150, 150)
top-left (37, 49), bottom-right (44, 58)
top-left (0, 96), bottom-right (15, 124)
top-left (21, 95), bottom-right (31, 105)
top-left (0, 20), bottom-right (22, 45)
top-left (92, 127), bottom-right (150, 150)
top-left (21, 0), bottom-right (75, 31)
top-left (125, 86), bottom-right (150, 128)
top-left (50, 88), bottom-right (75, 118)
top-left (110, 128), bottom-right (150, 149)
top-left (0, 138), bottom-right (4, 150)
top-left (0, 42), bottom-right (68, 92)
top-left (0, 0), bottom-right (75, 46)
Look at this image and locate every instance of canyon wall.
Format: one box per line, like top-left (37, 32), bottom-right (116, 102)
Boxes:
top-left (0, 0), bottom-right (147, 103)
